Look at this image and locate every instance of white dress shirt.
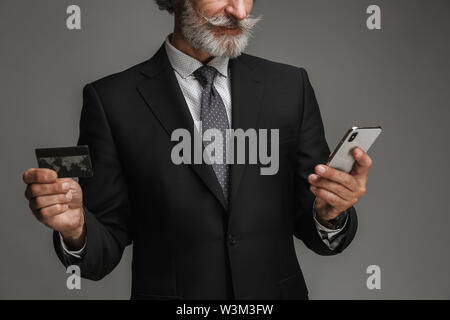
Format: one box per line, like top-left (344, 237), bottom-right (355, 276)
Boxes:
top-left (61, 36), bottom-right (347, 258)
top-left (165, 35), bottom-right (232, 133)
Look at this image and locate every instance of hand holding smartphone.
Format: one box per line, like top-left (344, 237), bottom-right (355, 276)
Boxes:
top-left (327, 126), bottom-right (382, 173)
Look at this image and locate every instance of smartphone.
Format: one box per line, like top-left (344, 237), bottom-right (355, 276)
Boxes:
top-left (327, 126), bottom-right (382, 173)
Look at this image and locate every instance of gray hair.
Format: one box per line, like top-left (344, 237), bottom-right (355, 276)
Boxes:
top-left (154, 0), bottom-right (180, 14)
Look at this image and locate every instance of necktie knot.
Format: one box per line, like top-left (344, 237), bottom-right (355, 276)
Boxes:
top-left (194, 65), bottom-right (218, 87)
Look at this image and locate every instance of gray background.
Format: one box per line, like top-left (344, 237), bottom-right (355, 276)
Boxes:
top-left (1, 0), bottom-right (449, 299)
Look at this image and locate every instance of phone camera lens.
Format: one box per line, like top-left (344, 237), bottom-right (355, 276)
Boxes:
top-left (348, 132), bottom-right (358, 142)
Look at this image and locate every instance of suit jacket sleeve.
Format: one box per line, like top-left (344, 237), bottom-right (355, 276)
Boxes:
top-left (53, 83), bottom-right (132, 280)
top-left (293, 68), bottom-right (358, 255)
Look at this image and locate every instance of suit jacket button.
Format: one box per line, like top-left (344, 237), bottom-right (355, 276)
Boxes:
top-left (228, 234), bottom-right (237, 245)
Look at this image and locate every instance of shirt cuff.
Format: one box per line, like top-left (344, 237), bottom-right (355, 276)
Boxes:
top-left (313, 198), bottom-right (349, 250)
top-left (59, 232), bottom-right (86, 259)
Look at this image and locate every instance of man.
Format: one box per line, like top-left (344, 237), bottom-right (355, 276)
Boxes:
top-left (22, 0), bottom-right (372, 299)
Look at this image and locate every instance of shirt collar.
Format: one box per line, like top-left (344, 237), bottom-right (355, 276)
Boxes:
top-left (164, 35), bottom-right (229, 79)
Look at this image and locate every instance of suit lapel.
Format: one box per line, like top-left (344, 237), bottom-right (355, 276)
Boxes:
top-left (137, 44), bottom-right (227, 210)
top-left (229, 56), bottom-right (265, 209)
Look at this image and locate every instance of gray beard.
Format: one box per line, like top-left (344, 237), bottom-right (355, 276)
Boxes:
top-left (181, 0), bottom-right (262, 58)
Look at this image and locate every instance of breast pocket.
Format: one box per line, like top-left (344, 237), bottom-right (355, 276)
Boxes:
top-left (278, 125), bottom-right (297, 145)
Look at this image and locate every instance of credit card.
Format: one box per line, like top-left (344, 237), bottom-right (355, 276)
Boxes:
top-left (35, 146), bottom-right (94, 178)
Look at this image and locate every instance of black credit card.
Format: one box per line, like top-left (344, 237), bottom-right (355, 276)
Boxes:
top-left (35, 146), bottom-right (94, 178)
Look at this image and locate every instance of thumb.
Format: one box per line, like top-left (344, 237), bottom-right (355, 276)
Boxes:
top-left (351, 148), bottom-right (372, 179)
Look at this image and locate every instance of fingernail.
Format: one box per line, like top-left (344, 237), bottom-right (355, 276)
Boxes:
top-left (62, 182), bottom-right (70, 191)
top-left (311, 186), bottom-right (317, 192)
top-left (66, 191), bottom-right (72, 201)
top-left (317, 166), bottom-right (326, 174)
top-left (310, 174), bottom-right (318, 181)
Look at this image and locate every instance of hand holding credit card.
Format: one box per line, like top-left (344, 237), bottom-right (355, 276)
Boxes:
top-left (22, 145), bottom-right (90, 250)
top-left (35, 145), bottom-right (93, 178)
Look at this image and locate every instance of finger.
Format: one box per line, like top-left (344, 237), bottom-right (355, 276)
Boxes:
top-left (310, 186), bottom-right (348, 210)
top-left (33, 203), bottom-right (69, 221)
top-left (25, 181), bottom-right (71, 199)
top-left (57, 178), bottom-right (77, 190)
top-left (308, 174), bottom-right (355, 201)
top-left (351, 148), bottom-right (372, 177)
top-left (23, 168), bottom-right (57, 184)
top-left (29, 192), bottom-right (72, 211)
top-left (314, 164), bottom-right (357, 191)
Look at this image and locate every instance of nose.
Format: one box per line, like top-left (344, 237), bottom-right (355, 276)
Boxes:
top-left (224, 0), bottom-right (249, 21)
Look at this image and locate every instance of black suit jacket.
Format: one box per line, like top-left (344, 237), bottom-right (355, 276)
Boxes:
top-left (53, 43), bottom-right (357, 300)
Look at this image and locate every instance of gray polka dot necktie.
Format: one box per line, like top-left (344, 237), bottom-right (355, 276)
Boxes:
top-left (193, 65), bottom-right (230, 204)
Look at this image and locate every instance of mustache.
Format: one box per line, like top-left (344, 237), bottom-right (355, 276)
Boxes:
top-left (198, 11), bottom-right (262, 32)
